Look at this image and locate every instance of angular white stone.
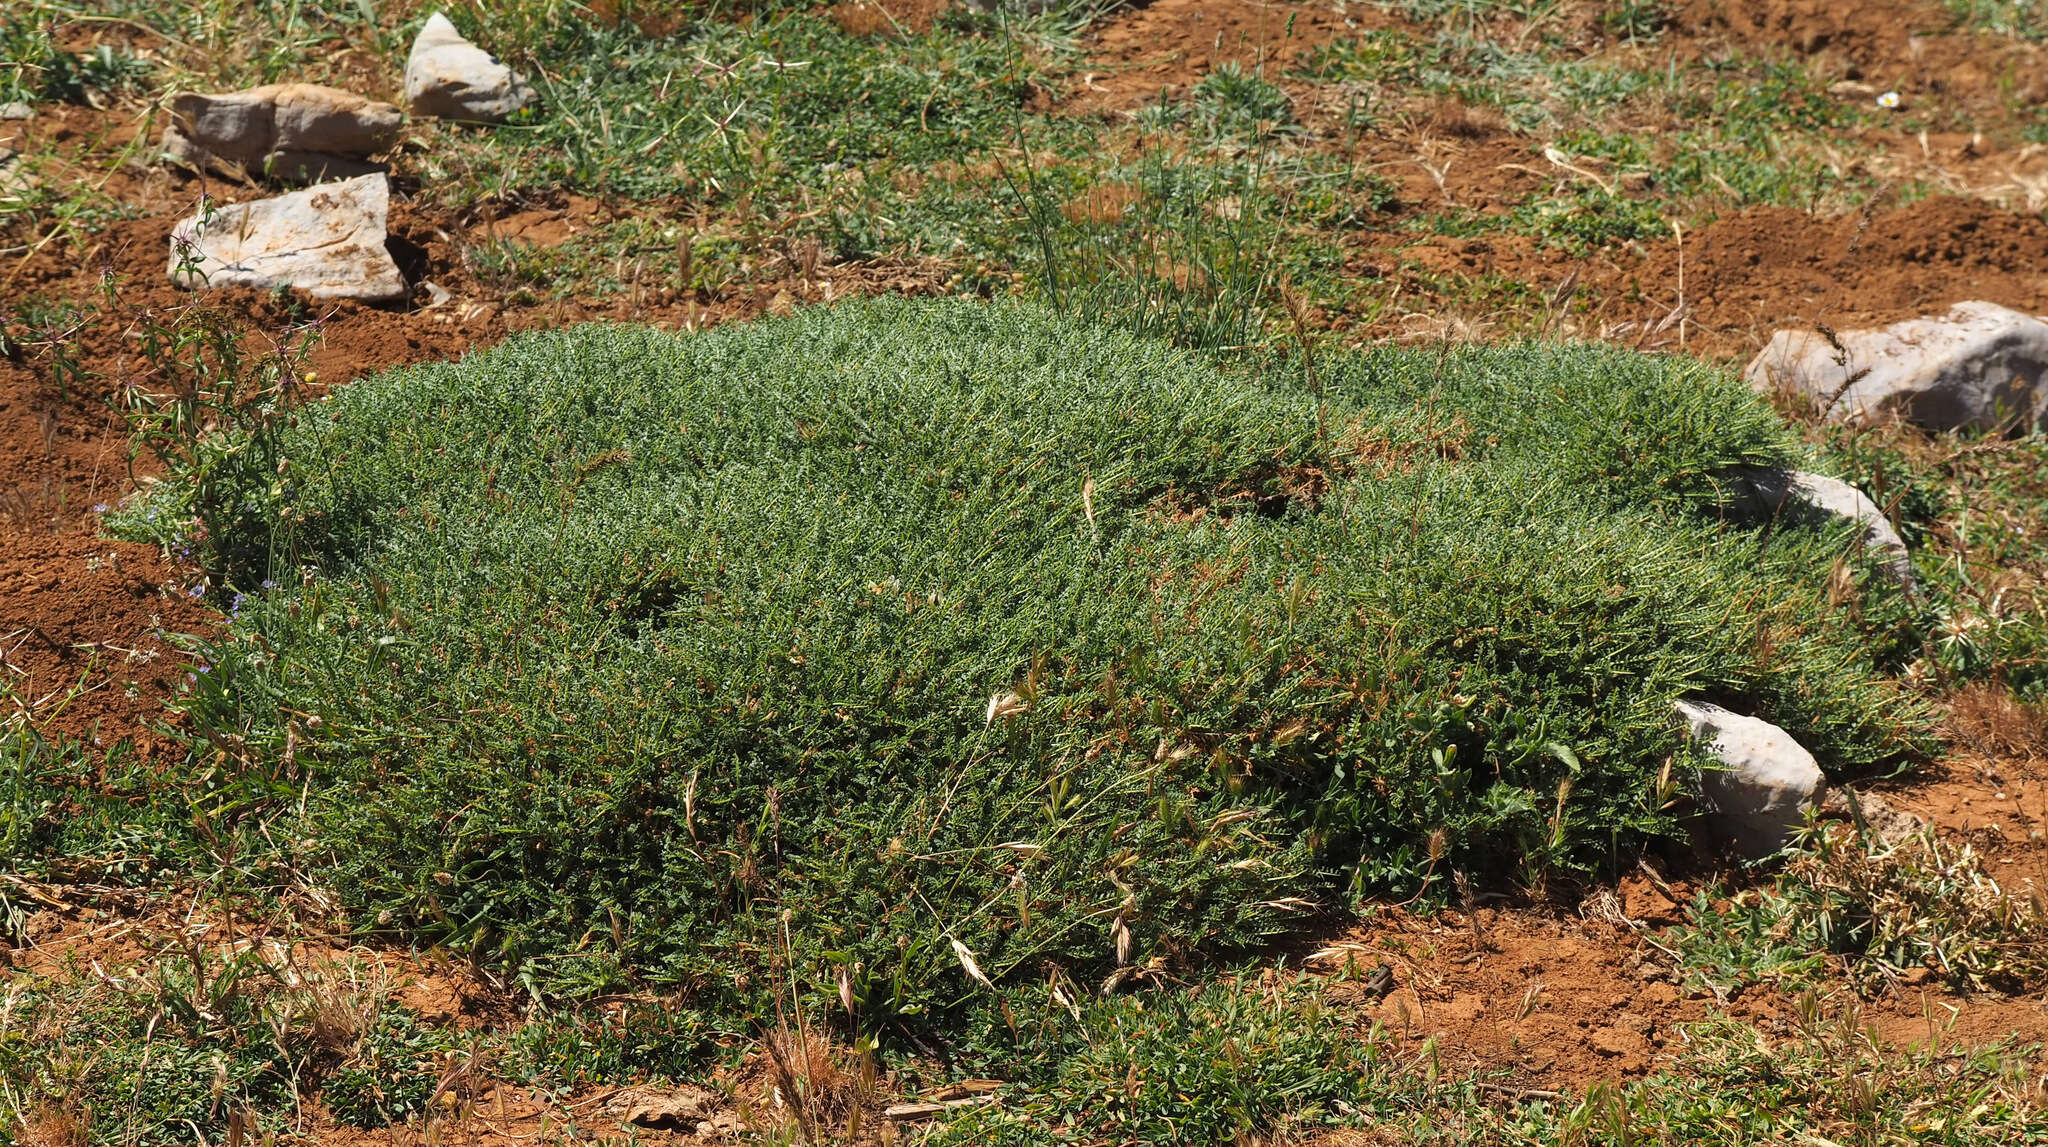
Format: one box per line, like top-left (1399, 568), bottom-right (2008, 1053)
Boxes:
top-left (0, 150), bottom-right (32, 198)
top-left (0, 102), bottom-right (32, 121)
top-left (1674, 700), bottom-right (1825, 860)
top-left (1721, 468), bottom-right (1913, 589)
top-left (163, 84), bottom-right (401, 184)
top-left (1744, 301), bottom-right (2048, 431)
top-left (404, 13), bottom-right (535, 123)
top-left (169, 173), bottom-right (406, 302)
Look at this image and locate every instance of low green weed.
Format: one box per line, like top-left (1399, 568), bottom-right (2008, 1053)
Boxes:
top-left (1004, 150), bottom-right (1282, 349)
top-left (1597, 0), bottom-right (1670, 42)
top-left (1678, 823), bottom-right (2048, 998)
top-left (930, 980), bottom-right (1418, 1144)
top-left (1419, 187), bottom-right (1668, 254)
top-left (1, 938), bottom-right (465, 1146)
top-left (1945, 0), bottom-right (2048, 38)
top-left (498, 1001), bottom-right (723, 1089)
top-left (1481, 1009), bottom-right (2045, 1145)
top-left (3, 947), bottom-right (316, 1146)
top-left (323, 1008), bottom-right (466, 1129)
top-left (0, 732), bottom-right (199, 899)
top-left (1192, 62), bottom-right (1293, 142)
top-left (1820, 427), bottom-right (2048, 702)
top-left (0, 14), bottom-right (152, 106)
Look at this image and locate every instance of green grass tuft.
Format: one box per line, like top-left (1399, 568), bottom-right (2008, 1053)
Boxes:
top-left (121, 299), bottom-right (1926, 1031)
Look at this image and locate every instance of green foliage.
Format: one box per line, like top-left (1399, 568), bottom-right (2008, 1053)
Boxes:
top-left (1677, 823), bottom-right (2048, 997)
top-left (0, 15), bottom-right (152, 105)
top-left (0, 949), bottom-right (301, 1147)
top-left (1479, 1012), bottom-right (2047, 1145)
top-left (0, 730), bottom-right (206, 944)
top-left (1596, 0), bottom-right (1670, 41)
top-left (1944, 0), bottom-right (2048, 37)
top-left (1193, 63), bottom-right (1292, 140)
top-left (498, 1000), bottom-right (719, 1087)
top-left (930, 980), bottom-right (1412, 1144)
top-left (127, 299), bottom-right (1927, 1034)
top-left (323, 1009), bottom-right (462, 1129)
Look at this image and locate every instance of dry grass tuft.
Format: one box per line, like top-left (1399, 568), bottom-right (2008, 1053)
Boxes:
top-left (1424, 98), bottom-right (1508, 140)
top-left (1948, 682), bottom-right (2048, 759)
top-left (1062, 182), bottom-right (1142, 225)
top-left (1780, 824), bottom-right (2048, 992)
top-left (748, 1030), bottom-right (880, 1141)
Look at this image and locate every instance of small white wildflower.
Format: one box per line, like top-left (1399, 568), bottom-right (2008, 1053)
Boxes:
top-left (1877, 91), bottom-right (1902, 109)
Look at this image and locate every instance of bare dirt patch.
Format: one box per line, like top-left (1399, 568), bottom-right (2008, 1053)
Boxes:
top-left (1066, 0), bottom-right (1362, 115)
top-left (1377, 194), bottom-right (2048, 359)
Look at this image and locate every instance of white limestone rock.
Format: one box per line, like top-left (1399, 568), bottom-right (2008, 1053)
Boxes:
top-left (1744, 301), bottom-right (2048, 431)
top-left (404, 13), bottom-right (535, 123)
top-left (163, 84), bottom-right (400, 184)
top-left (0, 150), bottom-right (32, 199)
top-left (1674, 700), bottom-right (1826, 860)
top-left (169, 173), bottom-right (406, 302)
top-left (1720, 467), bottom-right (1914, 589)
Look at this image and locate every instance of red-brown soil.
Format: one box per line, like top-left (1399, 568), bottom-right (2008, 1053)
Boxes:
top-left (1377, 194), bottom-right (2048, 357)
top-left (1066, 0), bottom-right (1360, 114)
top-left (1066, 0), bottom-right (2048, 361)
top-left (1326, 861), bottom-right (2048, 1092)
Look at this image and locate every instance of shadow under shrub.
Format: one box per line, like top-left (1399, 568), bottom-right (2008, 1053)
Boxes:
top-left (137, 298), bottom-right (1927, 1025)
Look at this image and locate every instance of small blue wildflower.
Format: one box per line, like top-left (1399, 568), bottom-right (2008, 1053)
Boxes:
top-left (186, 584), bottom-right (204, 600)
top-left (92, 503), bottom-right (108, 513)
top-left (230, 593), bottom-right (248, 617)
top-left (261, 579), bottom-right (278, 591)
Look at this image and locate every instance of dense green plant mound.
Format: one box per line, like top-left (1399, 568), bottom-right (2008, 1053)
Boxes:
top-left (142, 299), bottom-right (1923, 1023)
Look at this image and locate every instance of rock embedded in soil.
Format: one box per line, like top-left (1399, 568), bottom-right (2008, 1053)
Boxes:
top-left (1744, 301), bottom-right (2048, 432)
top-left (0, 150), bottom-right (31, 197)
top-left (1718, 467), bottom-right (1913, 588)
top-left (168, 173), bottom-right (406, 302)
top-left (1673, 700), bottom-right (1825, 860)
top-left (404, 12), bottom-right (536, 123)
top-left (0, 101), bottom-right (31, 120)
top-left (163, 84), bottom-right (400, 184)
